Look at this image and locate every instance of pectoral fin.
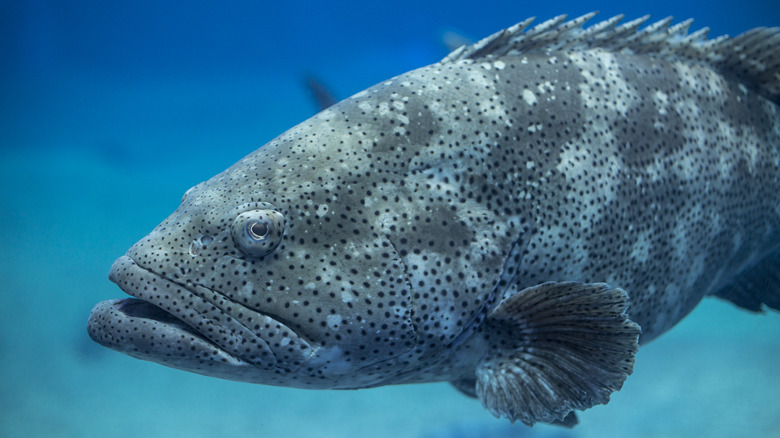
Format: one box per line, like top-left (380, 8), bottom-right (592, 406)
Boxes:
top-left (476, 281), bottom-right (641, 426)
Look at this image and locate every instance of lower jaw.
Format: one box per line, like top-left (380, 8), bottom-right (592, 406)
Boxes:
top-left (107, 255), bottom-right (316, 370)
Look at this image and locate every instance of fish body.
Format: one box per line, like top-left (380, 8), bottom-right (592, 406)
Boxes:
top-left (88, 14), bottom-right (780, 426)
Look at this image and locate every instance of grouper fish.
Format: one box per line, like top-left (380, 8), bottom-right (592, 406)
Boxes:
top-left (88, 13), bottom-right (780, 426)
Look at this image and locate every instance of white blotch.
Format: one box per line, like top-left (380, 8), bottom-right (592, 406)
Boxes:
top-left (738, 127), bottom-right (761, 174)
top-left (718, 121), bottom-right (738, 180)
top-left (644, 158), bottom-right (664, 183)
top-left (341, 291), bottom-right (353, 303)
top-left (557, 132), bottom-right (621, 215)
top-left (358, 102), bottom-right (372, 112)
top-left (709, 212), bottom-right (723, 235)
top-left (463, 68), bottom-right (508, 125)
top-left (493, 60), bottom-right (505, 70)
top-left (646, 284), bottom-right (657, 303)
top-left (522, 89), bottom-right (537, 106)
top-left (377, 101), bottom-right (391, 116)
top-left (573, 51), bottom-right (636, 115)
top-left (392, 305), bottom-right (407, 319)
top-left (677, 148), bottom-right (701, 181)
top-left (537, 81), bottom-right (554, 94)
top-left (732, 233), bottom-right (743, 252)
top-left (653, 90), bottom-right (669, 115)
top-left (677, 62), bottom-right (728, 104)
top-left (527, 123), bottom-right (542, 133)
top-left (326, 314), bottom-right (342, 330)
top-left (238, 281), bottom-right (254, 300)
top-left (630, 230), bottom-right (652, 263)
top-left (526, 160), bottom-right (535, 170)
top-left (686, 254), bottom-right (706, 290)
top-left (672, 219), bottom-right (691, 274)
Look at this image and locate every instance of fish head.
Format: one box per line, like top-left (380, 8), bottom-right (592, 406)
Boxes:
top-left (88, 74), bottom-right (524, 388)
top-left (88, 108), bottom-right (424, 389)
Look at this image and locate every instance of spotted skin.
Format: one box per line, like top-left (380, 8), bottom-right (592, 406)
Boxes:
top-left (89, 14), bottom-right (780, 423)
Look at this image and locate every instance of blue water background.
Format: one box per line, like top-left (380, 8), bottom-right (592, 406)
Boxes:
top-left (1, 1), bottom-right (779, 437)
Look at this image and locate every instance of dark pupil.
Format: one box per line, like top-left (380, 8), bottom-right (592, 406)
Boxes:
top-left (248, 221), bottom-right (269, 239)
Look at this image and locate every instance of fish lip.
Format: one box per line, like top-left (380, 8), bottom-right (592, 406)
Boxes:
top-left (105, 255), bottom-right (282, 368)
top-left (88, 297), bottom-right (246, 362)
top-left (112, 296), bottom-right (200, 335)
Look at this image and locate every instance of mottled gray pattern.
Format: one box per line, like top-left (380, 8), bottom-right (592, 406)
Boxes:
top-left (89, 14), bottom-right (780, 425)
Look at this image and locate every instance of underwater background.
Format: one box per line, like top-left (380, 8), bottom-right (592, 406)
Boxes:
top-left (2, 1), bottom-right (780, 437)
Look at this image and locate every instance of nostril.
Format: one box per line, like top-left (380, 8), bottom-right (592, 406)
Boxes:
top-left (189, 240), bottom-right (201, 257)
top-left (189, 235), bottom-right (212, 257)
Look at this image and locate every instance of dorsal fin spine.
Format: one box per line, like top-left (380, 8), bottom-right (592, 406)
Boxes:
top-left (684, 27), bottom-right (710, 44)
top-left (613, 15), bottom-right (651, 36)
top-left (669, 19), bottom-right (694, 37)
top-left (582, 14), bottom-right (623, 40)
top-left (526, 14), bottom-right (569, 37)
top-left (441, 12), bottom-right (780, 105)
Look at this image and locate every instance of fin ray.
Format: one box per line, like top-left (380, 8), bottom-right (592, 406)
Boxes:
top-left (475, 282), bottom-right (640, 426)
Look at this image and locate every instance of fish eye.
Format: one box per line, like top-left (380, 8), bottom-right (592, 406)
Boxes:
top-left (248, 222), bottom-right (269, 239)
top-left (231, 209), bottom-right (285, 258)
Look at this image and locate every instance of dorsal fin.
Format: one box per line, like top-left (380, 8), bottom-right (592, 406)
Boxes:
top-left (442, 12), bottom-right (780, 104)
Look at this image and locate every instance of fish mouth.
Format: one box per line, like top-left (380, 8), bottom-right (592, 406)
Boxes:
top-left (110, 297), bottom-right (206, 338)
top-left (88, 255), bottom-right (314, 381)
top-left (87, 298), bottom-right (252, 372)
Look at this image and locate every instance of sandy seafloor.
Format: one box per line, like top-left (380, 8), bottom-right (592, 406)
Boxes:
top-left (2, 2), bottom-right (780, 437)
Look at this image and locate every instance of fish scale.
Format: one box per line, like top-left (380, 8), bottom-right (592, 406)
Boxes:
top-left (89, 13), bottom-right (780, 427)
